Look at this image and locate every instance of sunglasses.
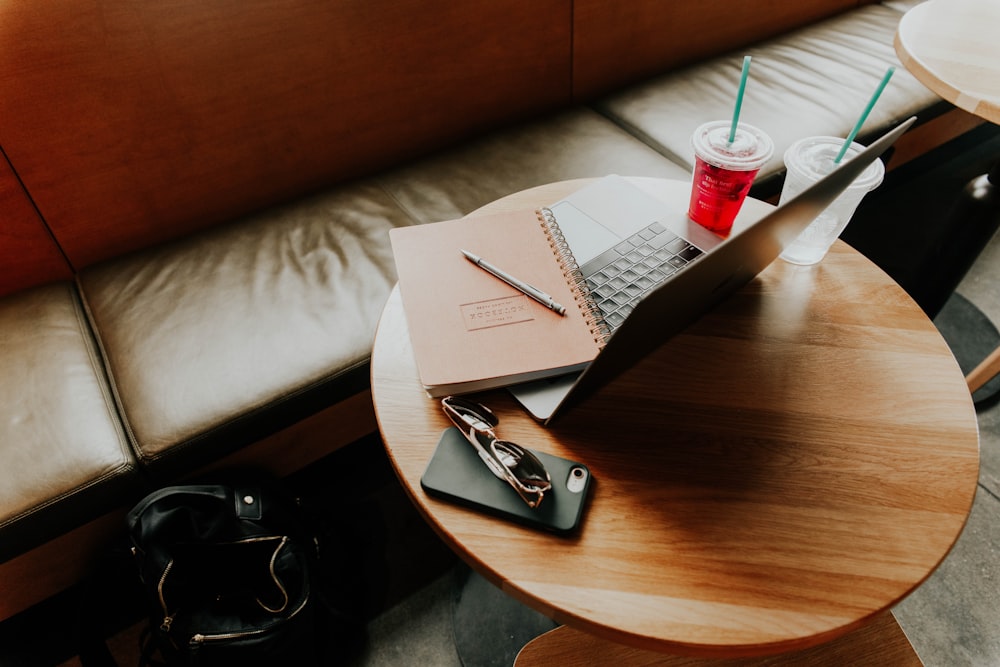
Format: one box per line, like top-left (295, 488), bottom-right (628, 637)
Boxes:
top-left (441, 396), bottom-right (552, 508)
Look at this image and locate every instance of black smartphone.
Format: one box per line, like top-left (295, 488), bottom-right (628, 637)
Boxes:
top-left (421, 427), bottom-right (592, 535)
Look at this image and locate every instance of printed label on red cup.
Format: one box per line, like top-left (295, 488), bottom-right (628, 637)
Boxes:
top-left (688, 121), bottom-right (774, 234)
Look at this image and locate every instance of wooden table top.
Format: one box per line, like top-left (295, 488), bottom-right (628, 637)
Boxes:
top-left (894, 0), bottom-right (1000, 124)
top-left (371, 178), bottom-right (980, 658)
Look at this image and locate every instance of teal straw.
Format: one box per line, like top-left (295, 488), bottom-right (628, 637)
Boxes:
top-left (835, 66), bottom-right (896, 163)
top-left (729, 56), bottom-right (752, 143)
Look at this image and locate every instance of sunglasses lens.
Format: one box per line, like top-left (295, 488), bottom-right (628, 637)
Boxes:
top-left (444, 397), bottom-right (499, 429)
top-left (493, 441), bottom-right (551, 490)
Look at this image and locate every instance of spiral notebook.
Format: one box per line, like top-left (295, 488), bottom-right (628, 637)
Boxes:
top-left (389, 207), bottom-right (611, 397)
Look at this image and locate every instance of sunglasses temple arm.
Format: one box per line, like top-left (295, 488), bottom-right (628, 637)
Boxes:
top-left (462, 427), bottom-right (508, 480)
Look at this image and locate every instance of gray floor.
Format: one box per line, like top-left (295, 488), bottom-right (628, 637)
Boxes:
top-left (350, 572), bottom-right (462, 666)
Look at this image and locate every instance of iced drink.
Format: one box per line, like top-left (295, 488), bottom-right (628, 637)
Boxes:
top-left (778, 136), bottom-right (884, 265)
top-left (688, 121), bottom-right (773, 234)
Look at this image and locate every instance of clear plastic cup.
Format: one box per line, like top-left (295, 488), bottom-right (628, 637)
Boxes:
top-left (688, 120), bottom-right (774, 235)
top-left (778, 136), bottom-right (885, 265)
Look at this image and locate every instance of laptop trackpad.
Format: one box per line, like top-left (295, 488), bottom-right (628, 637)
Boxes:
top-left (508, 373), bottom-right (580, 421)
top-left (548, 202), bottom-right (620, 265)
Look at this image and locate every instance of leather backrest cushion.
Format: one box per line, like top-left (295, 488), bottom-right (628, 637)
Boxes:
top-left (573, 0), bottom-right (875, 99)
top-left (0, 0), bottom-right (573, 269)
top-left (0, 155), bottom-right (71, 298)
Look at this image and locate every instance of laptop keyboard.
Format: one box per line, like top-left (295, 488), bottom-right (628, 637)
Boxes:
top-left (580, 222), bottom-right (704, 331)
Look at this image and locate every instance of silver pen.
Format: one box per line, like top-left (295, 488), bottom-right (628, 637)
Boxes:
top-left (461, 249), bottom-right (566, 316)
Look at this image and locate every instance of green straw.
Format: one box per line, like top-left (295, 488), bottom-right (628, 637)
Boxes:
top-left (729, 56), bottom-right (752, 143)
top-left (835, 66), bottom-right (896, 163)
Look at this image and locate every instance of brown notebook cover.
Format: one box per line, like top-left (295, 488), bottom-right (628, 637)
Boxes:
top-left (389, 208), bottom-right (607, 396)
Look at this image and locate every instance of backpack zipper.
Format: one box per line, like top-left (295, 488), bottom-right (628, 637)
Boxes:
top-left (157, 558), bottom-right (176, 632)
top-left (157, 535), bottom-right (300, 643)
top-left (258, 536), bottom-right (290, 613)
top-left (189, 591), bottom-right (310, 646)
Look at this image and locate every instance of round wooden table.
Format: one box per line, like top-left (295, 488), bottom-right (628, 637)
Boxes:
top-left (894, 0), bottom-right (1000, 123)
top-left (371, 178), bottom-right (980, 658)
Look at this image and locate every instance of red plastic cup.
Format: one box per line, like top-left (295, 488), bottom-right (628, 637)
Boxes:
top-left (688, 121), bottom-right (774, 235)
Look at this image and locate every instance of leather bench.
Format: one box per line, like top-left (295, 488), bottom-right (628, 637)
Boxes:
top-left (0, 0), bottom-right (981, 620)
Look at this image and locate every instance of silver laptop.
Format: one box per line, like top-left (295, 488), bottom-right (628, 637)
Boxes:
top-left (547, 175), bottom-right (727, 331)
top-left (511, 117), bottom-right (915, 424)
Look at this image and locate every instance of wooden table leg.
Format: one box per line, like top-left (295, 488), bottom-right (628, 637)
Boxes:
top-left (514, 611), bottom-right (922, 666)
top-left (967, 344), bottom-right (1000, 393)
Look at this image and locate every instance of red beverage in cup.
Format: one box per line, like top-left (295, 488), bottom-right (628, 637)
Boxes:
top-left (688, 121), bottom-right (773, 235)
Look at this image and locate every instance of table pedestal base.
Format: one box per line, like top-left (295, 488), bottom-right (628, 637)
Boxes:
top-left (449, 563), bottom-right (925, 666)
top-left (514, 613), bottom-right (923, 666)
top-left (451, 564), bottom-right (556, 666)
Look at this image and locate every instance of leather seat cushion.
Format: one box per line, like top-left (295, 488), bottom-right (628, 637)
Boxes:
top-left (77, 184), bottom-right (412, 478)
top-left (596, 4), bottom-right (940, 189)
top-left (0, 283), bottom-right (139, 560)
top-left (377, 108), bottom-right (691, 223)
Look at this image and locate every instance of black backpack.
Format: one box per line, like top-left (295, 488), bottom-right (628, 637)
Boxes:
top-left (126, 482), bottom-right (356, 666)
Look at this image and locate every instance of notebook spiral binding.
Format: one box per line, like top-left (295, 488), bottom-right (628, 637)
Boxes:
top-left (537, 207), bottom-right (611, 347)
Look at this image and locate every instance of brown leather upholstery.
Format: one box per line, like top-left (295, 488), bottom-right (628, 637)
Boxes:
top-left (0, 283), bottom-right (139, 560)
